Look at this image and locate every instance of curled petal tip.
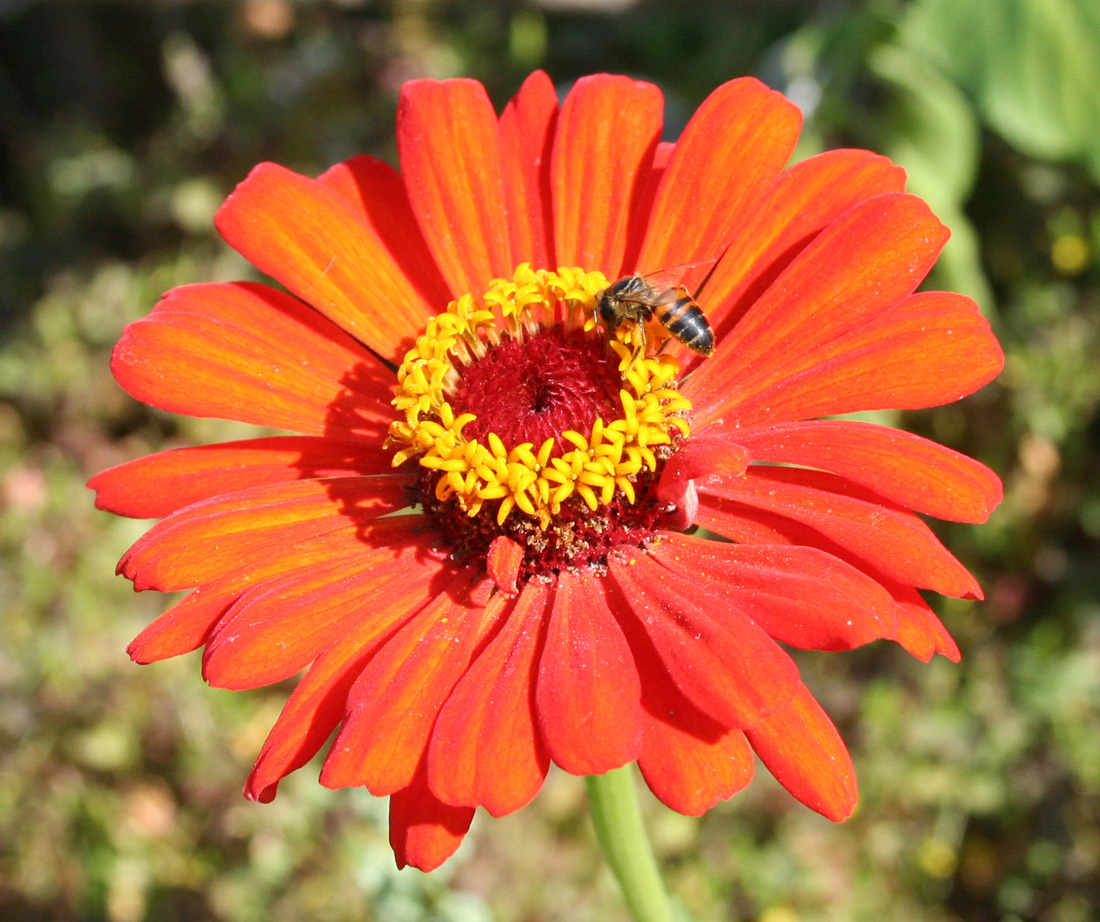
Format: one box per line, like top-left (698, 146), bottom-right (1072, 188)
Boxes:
top-left (487, 535), bottom-right (524, 595)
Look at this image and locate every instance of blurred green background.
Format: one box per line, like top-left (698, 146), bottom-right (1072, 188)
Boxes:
top-left (1, 1), bottom-right (1099, 920)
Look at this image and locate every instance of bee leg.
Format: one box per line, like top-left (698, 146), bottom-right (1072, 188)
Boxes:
top-left (628, 324), bottom-right (647, 369)
top-left (592, 311), bottom-right (612, 360)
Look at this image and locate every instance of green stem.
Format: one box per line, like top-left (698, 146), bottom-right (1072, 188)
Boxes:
top-left (585, 765), bottom-right (673, 922)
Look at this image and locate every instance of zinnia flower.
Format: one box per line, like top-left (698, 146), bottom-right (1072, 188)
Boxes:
top-left (91, 72), bottom-right (1004, 872)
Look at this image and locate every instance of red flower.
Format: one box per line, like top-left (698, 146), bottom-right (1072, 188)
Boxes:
top-left (90, 72), bottom-right (1004, 871)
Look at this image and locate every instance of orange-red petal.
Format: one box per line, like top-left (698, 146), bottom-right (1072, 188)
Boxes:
top-left (118, 476), bottom-right (411, 591)
top-left (687, 193), bottom-right (948, 426)
top-left (656, 435), bottom-right (751, 490)
top-left (215, 163), bottom-right (435, 361)
top-left (682, 500), bottom-right (964, 662)
top-left (638, 718), bottom-right (754, 817)
top-left (498, 70), bottom-right (558, 269)
top-left (723, 420), bottom-right (1003, 523)
top-left (883, 580), bottom-right (961, 663)
top-left (429, 580), bottom-right (551, 816)
top-left (535, 569), bottom-right (643, 775)
top-left (699, 467), bottom-right (982, 599)
top-left (389, 769), bottom-right (475, 872)
top-left (551, 74), bottom-right (663, 277)
top-left (397, 78), bottom-right (513, 296)
top-left (320, 571), bottom-right (498, 795)
top-left (621, 141), bottom-right (675, 271)
top-left (90, 436), bottom-right (393, 519)
top-left (126, 520), bottom-right (398, 664)
top-left (628, 608), bottom-right (756, 815)
top-left (716, 191), bottom-right (945, 368)
top-left (202, 525), bottom-right (445, 690)
top-left (745, 683), bottom-right (858, 822)
top-left (607, 551), bottom-right (800, 729)
top-left (317, 154), bottom-right (452, 310)
top-left (486, 535), bottom-right (524, 595)
top-left (128, 586), bottom-right (231, 665)
top-left (702, 149), bottom-right (908, 338)
top-left (648, 534), bottom-right (899, 652)
top-left (634, 78), bottom-right (801, 284)
top-left (723, 291), bottom-right (1004, 427)
top-left (243, 560), bottom-right (469, 803)
top-left (110, 282), bottom-right (393, 438)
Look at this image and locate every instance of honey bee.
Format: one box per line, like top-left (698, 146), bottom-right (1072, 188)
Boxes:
top-left (595, 266), bottom-right (715, 365)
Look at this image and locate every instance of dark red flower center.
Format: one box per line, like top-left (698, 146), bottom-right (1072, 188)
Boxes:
top-left (385, 265), bottom-right (695, 582)
top-left (450, 326), bottom-right (624, 452)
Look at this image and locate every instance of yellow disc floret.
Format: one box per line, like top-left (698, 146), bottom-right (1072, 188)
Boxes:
top-left (386, 265), bottom-right (692, 526)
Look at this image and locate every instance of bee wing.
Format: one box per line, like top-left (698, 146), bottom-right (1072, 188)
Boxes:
top-left (634, 257), bottom-right (720, 294)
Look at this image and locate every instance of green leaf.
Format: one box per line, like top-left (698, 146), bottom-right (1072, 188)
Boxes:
top-left (867, 43), bottom-right (992, 306)
top-left (902, 0), bottom-right (1100, 183)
